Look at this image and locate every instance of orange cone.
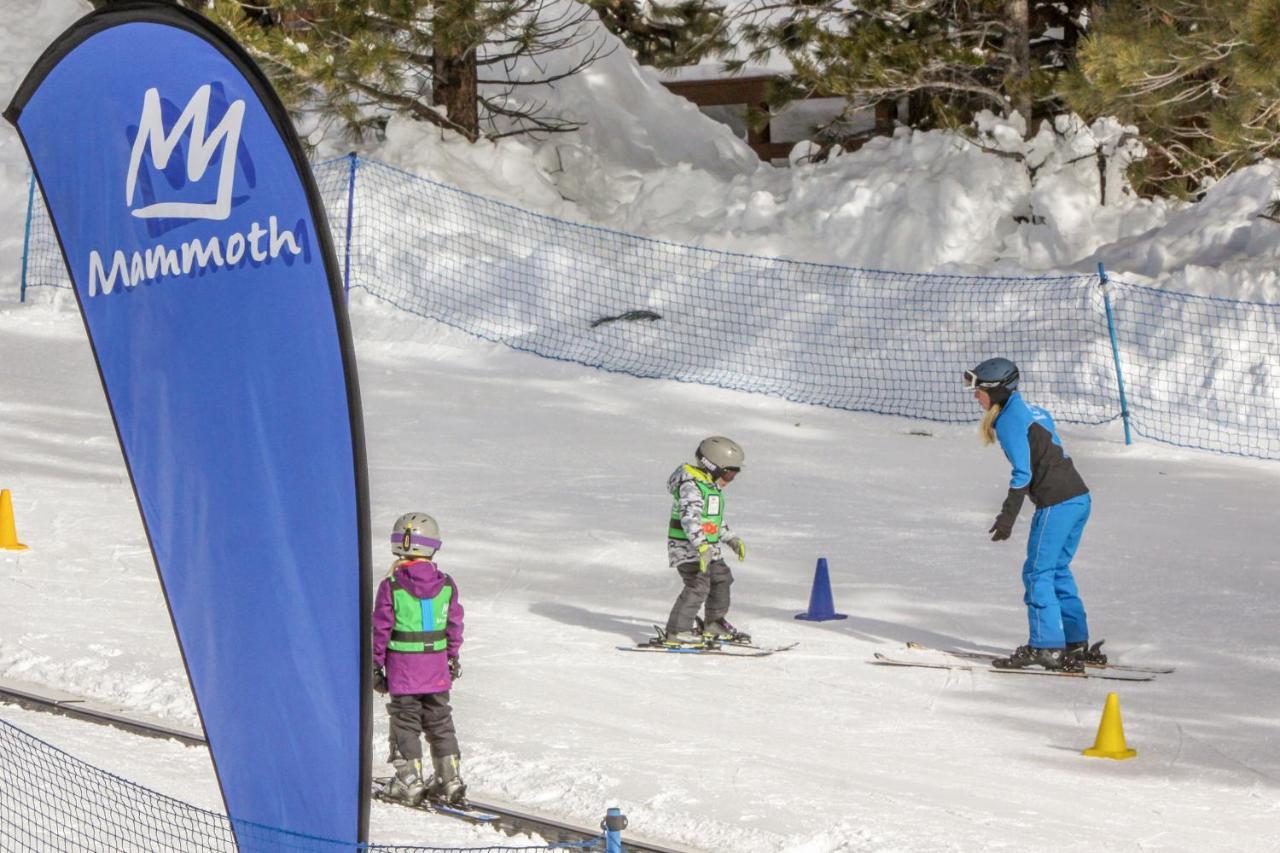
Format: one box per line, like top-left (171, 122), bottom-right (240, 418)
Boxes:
top-left (1083, 692), bottom-right (1136, 760)
top-left (0, 489), bottom-right (29, 551)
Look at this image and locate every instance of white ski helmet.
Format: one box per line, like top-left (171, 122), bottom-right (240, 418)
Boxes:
top-left (391, 512), bottom-right (441, 558)
top-left (695, 436), bottom-right (744, 479)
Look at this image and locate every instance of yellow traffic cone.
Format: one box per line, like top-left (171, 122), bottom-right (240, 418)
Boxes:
top-left (0, 489), bottom-right (29, 551)
top-left (1083, 692), bottom-right (1136, 760)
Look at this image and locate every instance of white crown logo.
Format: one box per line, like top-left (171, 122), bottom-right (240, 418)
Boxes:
top-left (125, 84), bottom-right (245, 221)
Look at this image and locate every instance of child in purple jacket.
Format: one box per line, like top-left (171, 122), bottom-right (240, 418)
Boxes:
top-left (372, 512), bottom-right (466, 805)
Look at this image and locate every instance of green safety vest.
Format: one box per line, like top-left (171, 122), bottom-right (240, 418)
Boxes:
top-left (668, 464), bottom-right (724, 543)
top-left (387, 576), bottom-right (453, 654)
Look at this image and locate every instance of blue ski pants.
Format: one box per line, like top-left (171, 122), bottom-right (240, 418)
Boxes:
top-left (1021, 493), bottom-right (1091, 649)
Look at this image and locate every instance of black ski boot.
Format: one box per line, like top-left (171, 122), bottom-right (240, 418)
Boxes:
top-left (1065, 639), bottom-right (1108, 667)
top-left (425, 754), bottom-right (467, 805)
top-left (387, 758), bottom-right (427, 805)
top-left (991, 645), bottom-right (1084, 672)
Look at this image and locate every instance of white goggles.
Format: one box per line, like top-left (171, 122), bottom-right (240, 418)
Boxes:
top-left (962, 369), bottom-right (1001, 391)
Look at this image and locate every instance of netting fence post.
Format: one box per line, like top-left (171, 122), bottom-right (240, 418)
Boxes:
top-left (1098, 262), bottom-right (1132, 445)
top-left (19, 172), bottom-right (36, 303)
top-left (603, 806), bottom-right (626, 852)
top-left (343, 152), bottom-right (358, 302)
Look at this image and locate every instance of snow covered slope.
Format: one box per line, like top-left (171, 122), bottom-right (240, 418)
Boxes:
top-left (3, 296), bottom-right (1279, 852)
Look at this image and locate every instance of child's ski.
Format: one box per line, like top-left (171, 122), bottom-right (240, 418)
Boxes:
top-left (730, 640), bottom-right (799, 653)
top-left (905, 641), bottom-right (1175, 674)
top-left (870, 652), bottom-right (1155, 682)
top-left (372, 777), bottom-right (500, 823)
top-left (620, 626), bottom-right (797, 656)
top-left (618, 643), bottom-right (776, 657)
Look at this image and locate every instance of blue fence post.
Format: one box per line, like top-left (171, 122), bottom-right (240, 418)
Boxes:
top-left (342, 152), bottom-right (358, 302)
top-left (1098, 262), bottom-right (1132, 446)
top-left (603, 806), bottom-right (627, 852)
top-left (19, 172), bottom-right (36, 303)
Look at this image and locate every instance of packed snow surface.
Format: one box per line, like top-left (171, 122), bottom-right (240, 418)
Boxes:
top-left (2, 2), bottom-right (1280, 852)
top-left (3, 295), bottom-right (1280, 852)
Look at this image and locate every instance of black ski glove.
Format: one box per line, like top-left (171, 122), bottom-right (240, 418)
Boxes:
top-left (448, 657), bottom-right (462, 681)
top-left (989, 487), bottom-right (1028, 542)
top-left (372, 667), bottom-right (388, 695)
top-left (989, 516), bottom-right (1014, 541)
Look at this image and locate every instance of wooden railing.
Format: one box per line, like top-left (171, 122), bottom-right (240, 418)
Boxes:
top-left (659, 74), bottom-right (894, 162)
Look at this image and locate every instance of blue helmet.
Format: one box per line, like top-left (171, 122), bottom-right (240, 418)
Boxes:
top-left (963, 358), bottom-right (1020, 393)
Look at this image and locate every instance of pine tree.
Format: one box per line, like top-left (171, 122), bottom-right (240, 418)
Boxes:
top-left (203, 0), bottom-right (609, 144)
top-left (732, 0), bottom-right (1089, 141)
top-left (588, 0), bottom-right (733, 68)
top-left (1064, 0), bottom-right (1280, 195)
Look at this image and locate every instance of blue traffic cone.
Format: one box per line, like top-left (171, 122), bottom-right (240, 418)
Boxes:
top-left (795, 557), bottom-right (847, 621)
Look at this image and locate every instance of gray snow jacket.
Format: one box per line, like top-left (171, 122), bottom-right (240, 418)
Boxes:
top-left (666, 463), bottom-right (740, 568)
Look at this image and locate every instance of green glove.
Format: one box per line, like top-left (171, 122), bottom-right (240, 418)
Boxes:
top-left (697, 543), bottom-right (711, 573)
top-left (728, 538), bottom-right (746, 562)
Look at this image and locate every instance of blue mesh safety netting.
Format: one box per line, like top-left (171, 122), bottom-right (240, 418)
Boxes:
top-left (18, 156), bottom-right (1280, 459)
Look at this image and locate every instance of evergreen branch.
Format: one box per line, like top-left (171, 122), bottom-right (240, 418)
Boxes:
top-left (343, 76), bottom-right (475, 137)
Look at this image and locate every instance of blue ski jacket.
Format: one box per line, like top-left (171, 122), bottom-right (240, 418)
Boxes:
top-left (994, 392), bottom-right (1089, 522)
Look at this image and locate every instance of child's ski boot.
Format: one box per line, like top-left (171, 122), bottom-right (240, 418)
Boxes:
top-left (699, 617), bottom-right (751, 644)
top-left (387, 758), bottom-right (427, 805)
top-left (425, 754), bottom-right (467, 804)
top-left (662, 629), bottom-right (707, 647)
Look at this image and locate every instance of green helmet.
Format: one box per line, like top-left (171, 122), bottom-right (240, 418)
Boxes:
top-left (695, 436), bottom-right (744, 479)
top-left (391, 512), bottom-right (441, 558)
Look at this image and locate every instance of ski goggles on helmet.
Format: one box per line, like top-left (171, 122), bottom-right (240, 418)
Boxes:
top-left (718, 467), bottom-right (740, 483)
top-left (962, 369), bottom-right (1001, 391)
top-left (393, 532), bottom-right (442, 553)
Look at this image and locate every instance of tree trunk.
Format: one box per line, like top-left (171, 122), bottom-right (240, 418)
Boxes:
top-left (1007, 0), bottom-right (1032, 136)
top-left (433, 2), bottom-right (480, 142)
top-left (874, 99), bottom-right (896, 135)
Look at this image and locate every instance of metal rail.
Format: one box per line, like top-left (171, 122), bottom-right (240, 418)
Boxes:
top-left (408, 796), bottom-right (691, 853)
top-left (0, 678), bottom-right (696, 853)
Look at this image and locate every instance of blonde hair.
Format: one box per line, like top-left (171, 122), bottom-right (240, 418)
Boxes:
top-left (980, 403), bottom-right (1002, 446)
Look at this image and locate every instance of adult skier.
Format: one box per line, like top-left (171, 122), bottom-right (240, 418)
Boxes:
top-left (372, 512), bottom-right (467, 805)
top-left (964, 358), bottom-right (1106, 672)
top-left (664, 436), bottom-right (749, 645)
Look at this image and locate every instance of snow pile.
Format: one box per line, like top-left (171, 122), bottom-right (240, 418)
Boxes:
top-left (340, 52), bottom-right (1280, 298)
